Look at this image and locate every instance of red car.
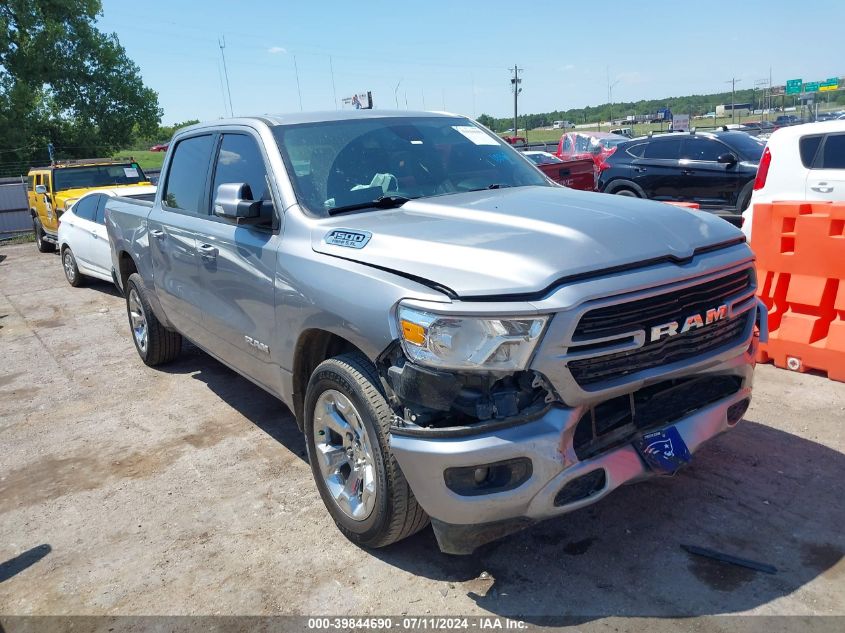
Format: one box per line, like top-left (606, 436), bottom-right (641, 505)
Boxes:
top-left (149, 143), bottom-right (169, 152)
top-left (556, 131), bottom-right (628, 166)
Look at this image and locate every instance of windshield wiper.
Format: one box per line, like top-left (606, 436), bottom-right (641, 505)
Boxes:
top-left (327, 194), bottom-right (413, 216)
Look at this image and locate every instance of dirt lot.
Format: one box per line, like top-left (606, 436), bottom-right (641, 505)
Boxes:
top-left (1, 242), bottom-right (843, 625)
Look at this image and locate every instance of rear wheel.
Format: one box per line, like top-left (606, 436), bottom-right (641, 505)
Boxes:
top-left (304, 352), bottom-right (428, 548)
top-left (61, 247), bottom-right (85, 287)
top-left (736, 181), bottom-right (754, 212)
top-left (125, 273), bottom-right (182, 366)
top-left (33, 219), bottom-right (55, 253)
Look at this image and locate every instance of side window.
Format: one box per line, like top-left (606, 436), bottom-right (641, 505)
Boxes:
top-left (35, 174), bottom-right (42, 186)
top-left (643, 138), bottom-right (682, 160)
top-left (562, 137), bottom-right (572, 152)
top-left (820, 134), bottom-right (845, 169)
top-left (94, 195), bottom-right (108, 225)
top-left (799, 135), bottom-right (824, 168)
top-left (626, 143), bottom-right (647, 158)
top-left (211, 133), bottom-right (274, 224)
top-left (681, 138), bottom-right (724, 161)
top-left (163, 134), bottom-right (215, 214)
top-left (73, 195), bottom-right (99, 221)
top-left (27, 175), bottom-right (35, 191)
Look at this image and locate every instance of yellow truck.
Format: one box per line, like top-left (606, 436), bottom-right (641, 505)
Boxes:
top-left (27, 159), bottom-right (151, 252)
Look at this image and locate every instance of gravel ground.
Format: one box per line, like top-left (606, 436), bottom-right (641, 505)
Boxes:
top-left (1, 242), bottom-right (843, 627)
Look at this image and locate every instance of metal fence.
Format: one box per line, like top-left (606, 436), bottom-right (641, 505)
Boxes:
top-left (0, 178), bottom-right (31, 239)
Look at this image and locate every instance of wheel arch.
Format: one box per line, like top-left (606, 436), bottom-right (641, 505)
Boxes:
top-left (603, 178), bottom-right (647, 198)
top-left (291, 328), bottom-right (368, 431)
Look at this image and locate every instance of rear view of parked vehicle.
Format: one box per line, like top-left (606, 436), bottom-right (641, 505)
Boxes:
top-left (521, 150), bottom-right (596, 190)
top-left (597, 131), bottom-right (763, 215)
top-left (742, 121), bottom-right (845, 240)
top-left (58, 186), bottom-right (156, 286)
top-left (557, 132), bottom-right (628, 166)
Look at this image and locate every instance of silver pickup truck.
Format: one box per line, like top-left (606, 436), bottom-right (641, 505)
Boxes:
top-left (106, 111), bottom-right (766, 554)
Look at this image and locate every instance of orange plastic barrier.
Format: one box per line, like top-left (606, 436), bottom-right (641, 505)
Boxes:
top-left (752, 201), bottom-right (845, 382)
top-left (662, 201), bottom-right (700, 210)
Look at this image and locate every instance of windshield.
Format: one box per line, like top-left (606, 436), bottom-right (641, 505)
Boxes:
top-left (273, 116), bottom-right (550, 216)
top-left (53, 163), bottom-right (147, 191)
top-left (722, 133), bottom-right (765, 161)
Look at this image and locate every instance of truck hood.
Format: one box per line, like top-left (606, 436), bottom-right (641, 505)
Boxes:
top-left (55, 183), bottom-right (153, 210)
top-left (311, 186), bottom-right (744, 298)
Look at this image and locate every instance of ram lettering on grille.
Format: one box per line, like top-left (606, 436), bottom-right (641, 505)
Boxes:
top-left (648, 304), bottom-right (728, 343)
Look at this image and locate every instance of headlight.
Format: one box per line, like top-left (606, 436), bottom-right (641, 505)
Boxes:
top-left (397, 305), bottom-right (547, 371)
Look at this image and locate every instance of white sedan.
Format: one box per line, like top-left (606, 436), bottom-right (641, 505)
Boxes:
top-left (58, 186), bottom-right (157, 287)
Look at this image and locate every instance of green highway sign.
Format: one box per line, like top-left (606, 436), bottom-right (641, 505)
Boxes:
top-left (803, 82), bottom-right (820, 93)
top-left (819, 77), bottom-right (839, 92)
top-left (786, 78), bottom-right (803, 94)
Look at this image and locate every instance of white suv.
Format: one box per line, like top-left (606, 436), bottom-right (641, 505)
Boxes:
top-left (742, 120), bottom-right (845, 241)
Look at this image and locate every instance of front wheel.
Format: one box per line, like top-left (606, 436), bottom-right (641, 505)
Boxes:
top-left (125, 273), bottom-right (182, 366)
top-left (34, 219), bottom-right (55, 253)
top-left (304, 352), bottom-right (428, 548)
top-left (614, 188), bottom-right (640, 197)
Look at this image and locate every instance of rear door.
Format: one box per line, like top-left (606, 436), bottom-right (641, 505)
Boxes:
top-left (194, 130), bottom-right (281, 392)
top-left (148, 133), bottom-right (216, 340)
top-left (679, 137), bottom-right (745, 208)
top-left (65, 195), bottom-right (100, 271)
top-left (634, 137), bottom-right (683, 200)
top-left (805, 132), bottom-right (845, 201)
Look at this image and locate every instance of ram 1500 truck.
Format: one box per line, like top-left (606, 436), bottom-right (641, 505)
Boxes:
top-left (106, 111), bottom-right (766, 554)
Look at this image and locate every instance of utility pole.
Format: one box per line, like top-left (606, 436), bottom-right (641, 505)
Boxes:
top-left (293, 55), bottom-right (303, 111)
top-left (726, 77), bottom-right (741, 123)
top-left (329, 56), bottom-right (338, 110)
top-left (607, 66), bottom-right (620, 126)
top-left (510, 64), bottom-right (523, 134)
top-left (218, 35), bottom-right (234, 117)
top-left (394, 80), bottom-right (402, 109)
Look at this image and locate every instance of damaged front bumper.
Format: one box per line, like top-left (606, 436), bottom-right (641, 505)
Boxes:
top-left (390, 356), bottom-right (756, 555)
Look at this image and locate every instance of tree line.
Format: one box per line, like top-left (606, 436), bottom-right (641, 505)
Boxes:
top-left (477, 87), bottom-right (845, 132)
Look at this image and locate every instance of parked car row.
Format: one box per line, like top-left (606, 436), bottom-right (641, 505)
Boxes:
top-left (32, 110), bottom-right (765, 555)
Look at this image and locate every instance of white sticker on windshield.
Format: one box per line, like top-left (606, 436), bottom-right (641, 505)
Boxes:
top-left (452, 125), bottom-right (499, 146)
top-left (124, 167), bottom-right (139, 178)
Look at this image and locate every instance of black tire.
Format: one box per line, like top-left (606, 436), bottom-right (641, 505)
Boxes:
top-left (304, 352), bottom-right (428, 548)
top-left (33, 218), bottom-right (55, 253)
top-left (61, 246), bottom-right (85, 287)
top-left (614, 187), bottom-right (640, 197)
top-left (736, 181), bottom-right (754, 212)
top-left (125, 272), bottom-right (182, 366)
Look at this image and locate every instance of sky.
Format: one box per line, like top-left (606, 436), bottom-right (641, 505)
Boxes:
top-left (97, 0), bottom-right (845, 125)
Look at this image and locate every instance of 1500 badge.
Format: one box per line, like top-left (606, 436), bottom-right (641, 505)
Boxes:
top-left (325, 229), bottom-right (372, 249)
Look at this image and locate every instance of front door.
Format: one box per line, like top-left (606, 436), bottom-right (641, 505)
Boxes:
top-left (195, 132), bottom-right (281, 393)
top-left (635, 137), bottom-right (683, 201)
top-left (149, 133), bottom-right (216, 340)
top-left (679, 137), bottom-right (744, 209)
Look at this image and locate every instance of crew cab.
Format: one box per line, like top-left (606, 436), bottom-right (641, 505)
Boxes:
top-left (107, 111), bottom-right (765, 554)
top-left (28, 159), bottom-right (151, 253)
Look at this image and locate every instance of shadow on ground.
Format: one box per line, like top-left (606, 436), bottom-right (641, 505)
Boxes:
top-left (372, 419), bottom-right (844, 621)
top-left (0, 545), bottom-right (51, 584)
top-left (150, 345), bottom-right (844, 621)
top-left (160, 344), bottom-right (305, 460)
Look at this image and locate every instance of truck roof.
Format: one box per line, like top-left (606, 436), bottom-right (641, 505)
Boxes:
top-left (180, 110), bottom-right (460, 134)
top-left (28, 158), bottom-right (140, 172)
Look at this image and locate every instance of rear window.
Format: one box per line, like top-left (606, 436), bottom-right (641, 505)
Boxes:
top-left (799, 135), bottom-right (824, 168)
top-left (820, 133), bottom-right (845, 169)
top-left (625, 143), bottom-right (647, 158)
top-left (163, 135), bottom-right (215, 214)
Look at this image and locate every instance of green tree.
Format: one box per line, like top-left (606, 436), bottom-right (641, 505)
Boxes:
top-left (0, 0), bottom-right (161, 173)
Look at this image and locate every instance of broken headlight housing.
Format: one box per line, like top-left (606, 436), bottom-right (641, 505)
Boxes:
top-left (397, 304), bottom-right (547, 371)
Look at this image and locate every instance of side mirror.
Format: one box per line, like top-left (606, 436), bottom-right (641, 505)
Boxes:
top-left (213, 183), bottom-right (262, 223)
top-left (35, 184), bottom-right (47, 194)
top-left (717, 153), bottom-right (737, 165)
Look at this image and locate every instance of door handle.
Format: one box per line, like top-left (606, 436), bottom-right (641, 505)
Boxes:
top-left (681, 169), bottom-right (694, 176)
top-left (634, 167), bottom-right (647, 172)
top-left (810, 183), bottom-right (834, 193)
top-left (150, 229), bottom-right (165, 240)
top-left (198, 244), bottom-right (218, 261)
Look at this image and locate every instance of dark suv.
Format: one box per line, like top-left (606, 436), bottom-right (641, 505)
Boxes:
top-left (597, 131), bottom-right (764, 213)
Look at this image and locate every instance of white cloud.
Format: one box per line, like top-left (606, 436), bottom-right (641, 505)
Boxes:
top-left (267, 46), bottom-right (287, 54)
